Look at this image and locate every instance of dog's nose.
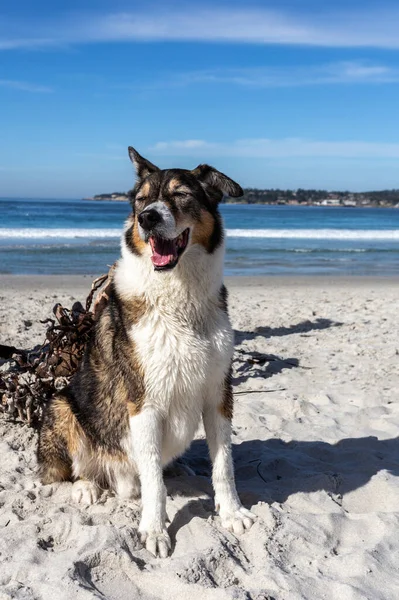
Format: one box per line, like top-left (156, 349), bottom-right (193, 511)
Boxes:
top-left (138, 208), bottom-right (162, 230)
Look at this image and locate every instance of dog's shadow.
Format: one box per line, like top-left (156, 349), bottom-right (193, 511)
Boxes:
top-left (166, 435), bottom-right (399, 542)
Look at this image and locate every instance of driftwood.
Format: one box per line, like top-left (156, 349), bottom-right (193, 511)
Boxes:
top-left (0, 266), bottom-right (115, 427)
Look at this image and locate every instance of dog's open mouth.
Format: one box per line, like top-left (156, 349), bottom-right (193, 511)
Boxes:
top-left (149, 228), bottom-right (190, 270)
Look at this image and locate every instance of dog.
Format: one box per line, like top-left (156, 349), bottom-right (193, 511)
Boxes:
top-left (37, 146), bottom-right (256, 557)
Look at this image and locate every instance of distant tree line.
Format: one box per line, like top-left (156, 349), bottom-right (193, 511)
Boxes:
top-left (226, 188), bottom-right (399, 206)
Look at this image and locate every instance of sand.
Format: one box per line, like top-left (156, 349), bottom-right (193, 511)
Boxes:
top-left (1, 275), bottom-right (399, 600)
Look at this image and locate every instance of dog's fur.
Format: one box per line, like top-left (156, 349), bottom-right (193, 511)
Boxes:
top-left (37, 147), bottom-right (255, 557)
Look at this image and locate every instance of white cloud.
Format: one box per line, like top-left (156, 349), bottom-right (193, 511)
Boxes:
top-left (76, 8), bottom-right (399, 49)
top-left (0, 79), bottom-right (53, 93)
top-left (2, 6), bottom-right (399, 49)
top-left (150, 138), bottom-right (399, 159)
top-left (0, 38), bottom-right (56, 50)
top-left (167, 61), bottom-right (399, 88)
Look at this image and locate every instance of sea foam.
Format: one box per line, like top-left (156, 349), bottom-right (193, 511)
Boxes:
top-left (226, 229), bottom-right (399, 240)
top-left (0, 227), bottom-right (398, 241)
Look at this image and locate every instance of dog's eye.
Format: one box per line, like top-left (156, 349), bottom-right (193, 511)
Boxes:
top-left (174, 191), bottom-right (191, 199)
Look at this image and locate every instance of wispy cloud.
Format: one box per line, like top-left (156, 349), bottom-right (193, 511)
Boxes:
top-left (0, 79), bottom-right (53, 93)
top-left (2, 6), bottom-right (399, 50)
top-left (172, 62), bottom-right (399, 88)
top-left (150, 138), bottom-right (399, 159)
top-left (0, 38), bottom-right (57, 51)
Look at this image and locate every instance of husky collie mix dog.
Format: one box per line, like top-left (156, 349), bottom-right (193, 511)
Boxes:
top-left (37, 147), bottom-right (255, 557)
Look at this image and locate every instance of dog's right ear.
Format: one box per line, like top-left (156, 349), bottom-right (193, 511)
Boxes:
top-left (128, 146), bottom-right (159, 180)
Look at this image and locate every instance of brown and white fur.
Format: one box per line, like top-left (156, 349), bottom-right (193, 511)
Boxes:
top-left (37, 147), bottom-right (255, 557)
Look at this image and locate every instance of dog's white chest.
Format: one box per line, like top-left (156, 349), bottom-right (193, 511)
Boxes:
top-left (129, 304), bottom-right (233, 462)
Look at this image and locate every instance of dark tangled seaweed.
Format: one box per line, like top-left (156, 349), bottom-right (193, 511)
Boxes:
top-left (0, 268), bottom-right (114, 427)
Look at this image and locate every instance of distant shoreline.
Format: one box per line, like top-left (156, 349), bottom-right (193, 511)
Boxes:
top-left (83, 195), bottom-right (128, 202)
top-left (83, 190), bottom-right (399, 208)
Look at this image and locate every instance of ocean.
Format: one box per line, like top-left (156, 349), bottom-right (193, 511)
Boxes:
top-left (1, 198), bottom-right (399, 276)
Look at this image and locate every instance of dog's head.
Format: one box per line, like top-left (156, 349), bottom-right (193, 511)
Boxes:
top-left (125, 146), bottom-right (243, 271)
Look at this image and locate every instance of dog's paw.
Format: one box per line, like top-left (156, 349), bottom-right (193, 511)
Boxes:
top-left (139, 528), bottom-right (171, 558)
top-left (71, 480), bottom-right (99, 505)
top-left (219, 506), bottom-right (256, 535)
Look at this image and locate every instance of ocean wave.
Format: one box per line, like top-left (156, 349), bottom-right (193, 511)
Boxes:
top-left (293, 248), bottom-right (368, 253)
top-left (0, 227), bottom-right (398, 241)
top-left (226, 229), bottom-right (399, 240)
top-left (0, 228), bottom-right (121, 239)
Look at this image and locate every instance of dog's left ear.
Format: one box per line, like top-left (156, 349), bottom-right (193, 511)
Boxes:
top-left (128, 146), bottom-right (159, 180)
top-left (191, 164), bottom-right (243, 202)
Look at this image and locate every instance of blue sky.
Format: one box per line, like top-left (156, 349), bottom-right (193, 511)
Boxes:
top-left (1, 0), bottom-right (399, 197)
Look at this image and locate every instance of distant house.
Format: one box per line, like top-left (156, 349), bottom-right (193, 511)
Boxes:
top-left (320, 198), bottom-right (341, 206)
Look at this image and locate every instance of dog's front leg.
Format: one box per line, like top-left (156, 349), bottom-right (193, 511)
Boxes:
top-left (130, 408), bottom-right (170, 558)
top-left (203, 400), bottom-right (256, 534)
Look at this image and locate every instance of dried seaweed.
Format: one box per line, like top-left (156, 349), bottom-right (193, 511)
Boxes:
top-left (0, 266), bottom-right (114, 427)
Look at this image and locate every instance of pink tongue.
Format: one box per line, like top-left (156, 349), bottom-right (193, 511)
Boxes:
top-left (151, 237), bottom-right (178, 267)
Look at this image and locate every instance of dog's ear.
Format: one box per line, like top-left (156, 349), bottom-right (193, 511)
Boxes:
top-left (128, 146), bottom-right (159, 180)
top-left (191, 164), bottom-right (243, 202)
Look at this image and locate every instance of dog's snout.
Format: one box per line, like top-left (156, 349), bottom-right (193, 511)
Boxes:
top-left (138, 208), bottom-right (162, 230)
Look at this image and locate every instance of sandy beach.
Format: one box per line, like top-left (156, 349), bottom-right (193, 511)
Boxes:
top-left (1, 275), bottom-right (399, 600)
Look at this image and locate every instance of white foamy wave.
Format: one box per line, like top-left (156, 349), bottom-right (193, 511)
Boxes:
top-left (0, 228), bottom-right (121, 239)
top-left (226, 229), bottom-right (399, 240)
top-left (0, 227), bottom-right (398, 241)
